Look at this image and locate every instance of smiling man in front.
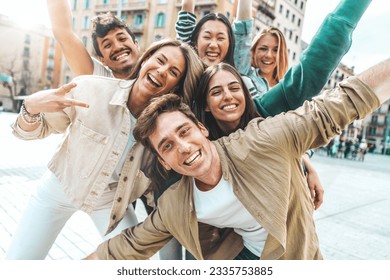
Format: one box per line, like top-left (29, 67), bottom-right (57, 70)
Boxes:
top-left (84, 58), bottom-right (390, 259)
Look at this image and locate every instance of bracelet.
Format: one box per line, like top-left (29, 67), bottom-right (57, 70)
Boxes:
top-left (20, 101), bottom-right (42, 124)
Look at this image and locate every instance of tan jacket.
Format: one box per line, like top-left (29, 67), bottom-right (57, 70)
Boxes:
top-left (11, 75), bottom-right (152, 234)
top-left (96, 77), bottom-right (379, 259)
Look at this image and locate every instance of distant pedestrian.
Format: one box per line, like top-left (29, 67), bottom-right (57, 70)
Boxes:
top-left (358, 140), bottom-right (368, 161)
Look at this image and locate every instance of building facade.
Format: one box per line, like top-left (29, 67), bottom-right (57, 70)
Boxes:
top-left (0, 15), bottom-right (62, 112)
top-left (66, 0), bottom-right (306, 81)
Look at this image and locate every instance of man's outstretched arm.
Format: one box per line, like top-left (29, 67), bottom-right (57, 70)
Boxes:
top-left (47, 0), bottom-right (94, 76)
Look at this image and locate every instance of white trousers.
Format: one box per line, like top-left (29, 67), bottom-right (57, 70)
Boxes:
top-left (5, 170), bottom-right (138, 260)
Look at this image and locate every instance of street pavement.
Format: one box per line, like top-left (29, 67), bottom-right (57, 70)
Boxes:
top-left (1, 111), bottom-right (390, 260)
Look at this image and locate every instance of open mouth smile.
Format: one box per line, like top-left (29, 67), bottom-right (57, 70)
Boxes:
top-left (184, 150), bottom-right (201, 166)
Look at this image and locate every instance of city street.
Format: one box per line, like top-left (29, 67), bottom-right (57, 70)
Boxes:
top-left (1, 111), bottom-right (390, 260)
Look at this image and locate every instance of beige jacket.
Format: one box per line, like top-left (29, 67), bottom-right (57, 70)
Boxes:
top-left (96, 77), bottom-right (379, 259)
top-left (11, 75), bottom-right (152, 234)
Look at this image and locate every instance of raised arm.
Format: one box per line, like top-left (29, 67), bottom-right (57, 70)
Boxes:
top-left (357, 58), bottom-right (390, 104)
top-left (254, 0), bottom-right (372, 117)
top-left (232, 0), bottom-right (253, 75)
top-left (292, 58), bottom-right (390, 157)
top-left (47, 0), bottom-right (94, 76)
top-left (175, 0), bottom-right (197, 42)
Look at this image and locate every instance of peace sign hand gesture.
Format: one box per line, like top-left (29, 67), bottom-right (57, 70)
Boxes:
top-left (23, 82), bottom-right (89, 114)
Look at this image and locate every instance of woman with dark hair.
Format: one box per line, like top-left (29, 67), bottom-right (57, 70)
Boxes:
top-left (175, 0), bottom-right (235, 66)
top-left (193, 62), bottom-right (324, 210)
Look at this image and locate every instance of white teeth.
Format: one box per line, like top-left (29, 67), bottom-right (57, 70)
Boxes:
top-left (222, 104), bottom-right (237, 111)
top-left (185, 151), bottom-right (200, 165)
top-left (262, 61), bottom-right (273, 65)
top-left (148, 74), bottom-right (162, 87)
top-left (115, 53), bottom-right (129, 61)
top-left (206, 52), bottom-right (218, 57)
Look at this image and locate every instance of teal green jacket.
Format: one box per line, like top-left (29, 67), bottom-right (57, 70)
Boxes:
top-left (252, 0), bottom-right (372, 117)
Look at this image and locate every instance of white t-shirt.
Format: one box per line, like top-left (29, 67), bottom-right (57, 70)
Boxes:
top-left (92, 57), bottom-right (114, 77)
top-left (193, 178), bottom-right (268, 257)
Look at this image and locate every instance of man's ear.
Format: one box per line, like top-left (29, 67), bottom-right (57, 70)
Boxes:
top-left (197, 122), bottom-right (209, 138)
top-left (157, 156), bottom-right (172, 171)
top-left (134, 39), bottom-right (140, 50)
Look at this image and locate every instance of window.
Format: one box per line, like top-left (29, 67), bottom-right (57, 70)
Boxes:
top-left (155, 12), bottom-right (165, 28)
top-left (155, 34), bottom-right (162, 41)
top-left (372, 115), bottom-right (378, 124)
top-left (226, 11), bottom-right (231, 20)
top-left (135, 14), bottom-right (144, 26)
top-left (83, 16), bottom-right (89, 29)
top-left (286, 9), bottom-right (289, 19)
top-left (85, 0), bottom-right (90, 9)
top-left (23, 59), bottom-right (29, 70)
top-left (297, 18), bottom-right (301, 27)
top-left (293, 52), bottom-right (296, 60)
top-left (23, 47), bottom-right (30, 57)
top-left (72, 0), bottom-right (77, 10)
top-left (82, 36), bottom-right (88, 46)
top-left (158, 0), bottom-right (167, 3)
top-left (102, 0), bottom-right (110, 5)
top-left (289, 30), bottom-right (292, 40)
top-left (294, 0), bottom-right (298, 4)
top-left (201, 10), bottom-right (211, 17)
top-left (279, 4), bottom-right (283, 13)
top-left (24, 34), bottom-right (31, 44)
top-left (292, 14), bottom-right (295, 23)
top-left (47, 59), bottom-right (54, 70)
top-left (300, 1), bottom-right (304, 9)
top-left (295, 35), bottom-right (298, 44)
top-left (72, 17), bottom-right (76, 29)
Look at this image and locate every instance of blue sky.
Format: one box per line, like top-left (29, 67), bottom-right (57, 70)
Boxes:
top-left (1, 0), bottom-right (389, 74)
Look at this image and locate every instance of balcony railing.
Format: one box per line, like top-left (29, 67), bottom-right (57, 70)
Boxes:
top-left (175, 0), bottom-right (218, 8)
top-left (95, 1), bottom-right (149, 13)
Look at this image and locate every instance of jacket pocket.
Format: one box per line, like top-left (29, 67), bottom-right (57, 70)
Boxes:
top-left (67, 121), bottom-right (109, 178)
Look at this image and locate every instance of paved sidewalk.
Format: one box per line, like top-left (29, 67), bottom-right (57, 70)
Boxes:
top-left (1, 112), bottom-right (390, 260)
top-left (0, 112), bottom-right (149, 260)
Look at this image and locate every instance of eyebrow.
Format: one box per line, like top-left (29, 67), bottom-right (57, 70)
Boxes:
top-left (208, 81), bottom-right (240, 93)
top-left (101, 31), bottom-right (127, 45)
top-left (156, 122), bottom-right (189, 150)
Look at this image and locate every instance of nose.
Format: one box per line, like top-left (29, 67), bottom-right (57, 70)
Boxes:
top-left (265, 49), bottom-right (274, 58)
top-left (112, 39), bottom-right (122, 51)
top-left (209, 38), bottom-right (218, 48)
top-left (177, 139), bottom-right (191, 154)
top-left (223, 89), bottom-right (234, 100)
top-left (157, 65), bottom-right (168, 78)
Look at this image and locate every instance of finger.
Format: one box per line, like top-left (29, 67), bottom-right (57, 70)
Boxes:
top-left (57, 82), bottom-right (77, 96)
top-left (66, 98), bottom-right (90, 108)
top-left (314, 189), bottom-right (324, 210)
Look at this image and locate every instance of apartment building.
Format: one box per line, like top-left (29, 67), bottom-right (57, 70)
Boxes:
top-left (0, 15), bottom-right (63, 112)
top-left (67, 0), bottom-right (306, 81)
top-left (363, 100), bottom-right (390, 155)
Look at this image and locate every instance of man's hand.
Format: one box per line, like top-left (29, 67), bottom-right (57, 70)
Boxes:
top-left (303, 154), bottom-right (324, 210)
top-left (83, 251), bottom-right (99, 260)
top-left (306, 168), bottom-right (324, 210)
